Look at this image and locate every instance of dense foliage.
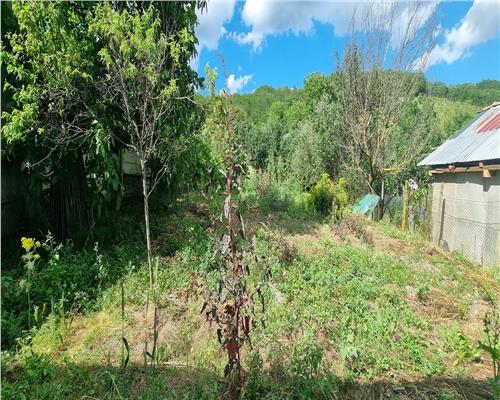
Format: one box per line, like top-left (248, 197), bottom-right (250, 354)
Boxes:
top-left (2, 2), bottom-right (499, 399)
top-left (428, 80), bottom-right (500, 107)
top-left (1, 1), bottom-right (204, 237)
top-left (233, 74), bottom-right (484, 205)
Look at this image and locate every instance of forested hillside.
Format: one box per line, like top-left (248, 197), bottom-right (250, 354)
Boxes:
top-left (1, 2), bottom-right (499, 399)
top-left (428, 80), bottom-right (500, 107)
top-left (229, 74), bottom-right (492, 202)
top-left (234, 78), bottom-right (500, 126)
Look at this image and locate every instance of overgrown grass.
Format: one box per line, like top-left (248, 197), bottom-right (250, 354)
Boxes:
top-left (2, 194), bottom-right (499, 399)
top-left (0, 197), bottom-right (212, 349)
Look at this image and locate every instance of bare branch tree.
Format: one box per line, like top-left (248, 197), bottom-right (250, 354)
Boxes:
top-left (337, 1), bottom-right (439, 196)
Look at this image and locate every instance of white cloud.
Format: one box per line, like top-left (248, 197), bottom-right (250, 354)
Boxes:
top-left (390, 2), bottom-right (437, 47)
top-left (231, 0), bottom-right (436, 51)
top-left (226, 74), bottom-right (254, 94)
top-left (425, 0), bottom-right (500, 68)
top-left (191, 0), bottom-right (237, 68)
top-left (235, 0), bottom-right (351, 50)
top-left (230, 31), bottom-right (266, 50)
top-left (191, 0), bottom-right (441, 70)
top-left (196, 0), bottom-right (237, 51)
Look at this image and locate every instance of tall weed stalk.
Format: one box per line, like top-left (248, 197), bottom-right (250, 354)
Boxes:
top-left (202, 59), bottom-right (270, 398)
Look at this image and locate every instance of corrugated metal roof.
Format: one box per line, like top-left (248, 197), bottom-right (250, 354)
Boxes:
top-left (419, 103), bottom-right (500, 166)
top-left (477, 113), bottom-right (500, 132)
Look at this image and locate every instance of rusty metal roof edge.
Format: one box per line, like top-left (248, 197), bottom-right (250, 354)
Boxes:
top-left (419, 102), bottom-right (500, 167)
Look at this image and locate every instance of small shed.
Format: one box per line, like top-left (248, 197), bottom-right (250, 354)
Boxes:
top-left (418, 102), bottom-right (500, 266)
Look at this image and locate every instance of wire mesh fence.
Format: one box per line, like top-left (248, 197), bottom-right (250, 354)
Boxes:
top-left (383, 185), bottom-right (432, 240)
top-left (429, 174), bottom-right (500, 267)
top-left (381, 177), bottom-right (499, 267)
top-left (430, 198), bottom-right (499, 266)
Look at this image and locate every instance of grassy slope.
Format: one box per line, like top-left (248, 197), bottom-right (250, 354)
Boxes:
top-left (2, 197), bottom-right (499, 400)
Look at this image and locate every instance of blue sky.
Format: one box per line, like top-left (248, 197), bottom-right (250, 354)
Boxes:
top-left (193, 1), bottom-right (500, 94)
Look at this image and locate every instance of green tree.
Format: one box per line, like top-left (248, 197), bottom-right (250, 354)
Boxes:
top-left (302, 73), bottom-right (338, 112)
top-left (90, 2), bottom-right (198, 364)
top-left (233, 85), bottom-right (298, 126)
top-left (428, 80), bottom-right (500, 107)
top-left (430, 97), bottom-right (476, 144)
top-left (1, 2), bottom-right (18, 115)
top-left (2, 1), bottom-right (205, 236)
top-left (288, 97), bottom-right (338, 187)
top-left (337, 2), bottom-right (437, 196)
top-left (1, 1), bottom-right (116, 236)
top-left (244, 101), bottom-right (291, 168)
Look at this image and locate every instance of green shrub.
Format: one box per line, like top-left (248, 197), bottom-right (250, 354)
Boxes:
top-left (289, 333), bottom-right (339, 398)
top-left (479, 307), bottom-right (500, 398)
top-left (306, 173), bottom-right (334, 215)
top-left (253, 168), bottom-right (309, 216)
top-left (442, 324), bottom-right (480, 365)
top-left (291, 333), bottom-right (324, 379)
top-left (239, 166), bottom-right (258, 211)
top-left (305, 173), bottom-right (349, 217)
top-left (2, 230), bottom-right (136, 348)
top-left (260, 186), bottom-right (290, 212)
top-left (242, 352), bottom-right (271, 399)
top-left (417, 283), bottom-right (430, 303)
top-left (333, 177), bottom-right (349, 220)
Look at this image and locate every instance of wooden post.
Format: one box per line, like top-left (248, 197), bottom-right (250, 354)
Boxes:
top-left (379, 180), bottom-right (385, 220)
top-left (424, 188), bottom-right (431, 240)
top-left (401, 180), bottom-right (408, 231)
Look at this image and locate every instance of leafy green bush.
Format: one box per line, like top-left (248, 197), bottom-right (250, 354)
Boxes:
top-left (239, 166), bottom-right (258, 211)
top-left (417, 283), bottom-right (429, 303)
top-left (260, 186), bottom-right (291, 213)
top-left (305, 173), bottom-right (334, 215)
top-left (242, 338), bottom-right (339, 400)
top-left (442, 324), bottom-right (480, 365)
top-left (479, 307), bottom-right (500, 398)
top-left (289, 333), bottom-right (339, 398)
top-left (333, 177), bottom-right (348, 219)
top-left (242, 352), bottom-right (271, 399)
top-left (291, 333), bottom-right (325, 379)
top-left (305, 173), bottom-right (349, 217)
top-left (251, 168), bottom-right (309, 216)
top-left (2, 233), bottom-right (129, 347)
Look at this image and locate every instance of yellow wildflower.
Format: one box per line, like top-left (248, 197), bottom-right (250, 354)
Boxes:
top-left (35, 241), bottom-right (41, 247)
top-left (33, 254), bottom-right (41, 260)
top-left (21, 237), bottom-right (35, 252)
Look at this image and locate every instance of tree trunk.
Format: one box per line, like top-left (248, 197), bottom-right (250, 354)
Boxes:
top-left (378, 180), bottom-right (385, 220)
top-left (140, 158), bottom-right (154, 288)
top-left (140, 157), bottom-right (157, 369)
